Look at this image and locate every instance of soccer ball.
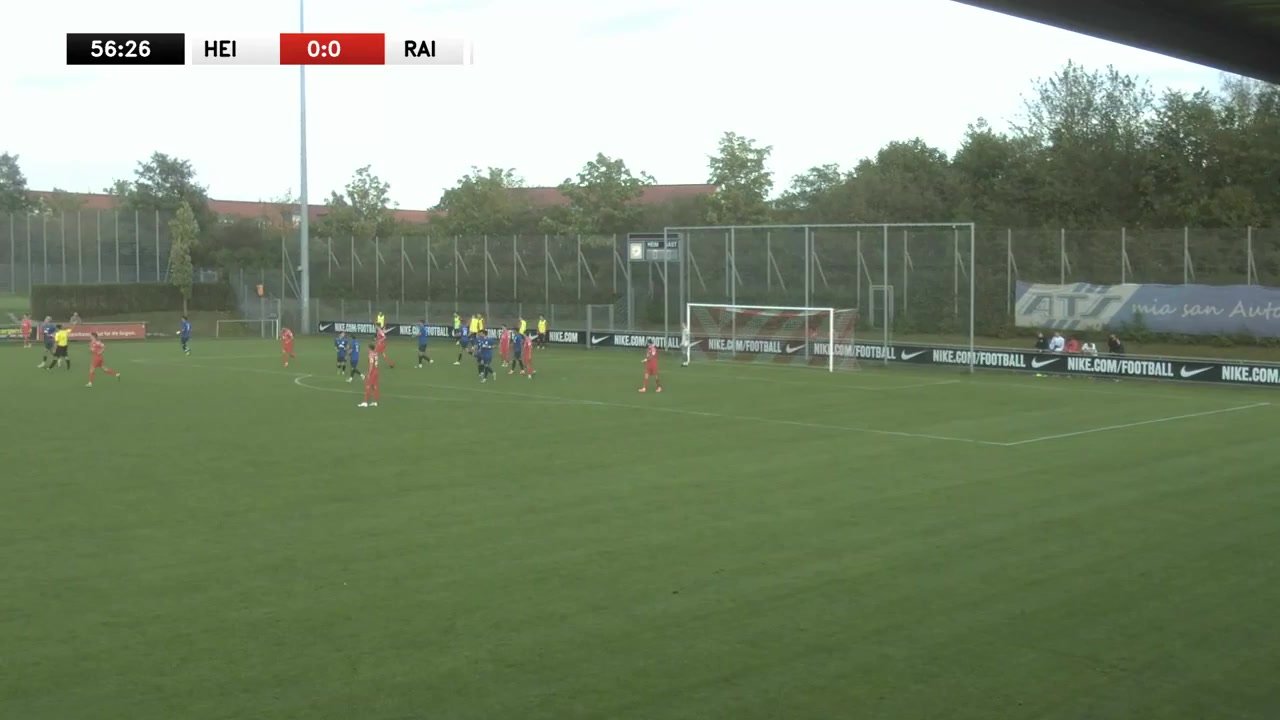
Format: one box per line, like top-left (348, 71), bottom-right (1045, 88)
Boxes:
top-left (681, 361), bottom-right (689, 367)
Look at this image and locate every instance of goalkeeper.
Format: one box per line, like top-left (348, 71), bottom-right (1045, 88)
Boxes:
top-left (680, 322), bottom-right (691, 366)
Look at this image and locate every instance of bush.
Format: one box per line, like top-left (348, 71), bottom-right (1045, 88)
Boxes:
top-left (32, 282), bottom-right (236, 318)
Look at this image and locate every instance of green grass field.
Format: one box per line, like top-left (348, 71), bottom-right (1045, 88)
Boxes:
top-left (3, 337), bottom-right (1279, 719)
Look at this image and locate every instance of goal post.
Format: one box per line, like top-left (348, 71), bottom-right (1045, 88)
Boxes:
top-left (684, 303), bottom-right (859, 372)
top-left (666, 222), bottom-right (978, 373)
top-left (215, 318), bottom-right (280, 339)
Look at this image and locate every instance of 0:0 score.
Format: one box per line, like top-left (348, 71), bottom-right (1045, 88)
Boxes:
top-left (278, 33), bottom-right (384, 65)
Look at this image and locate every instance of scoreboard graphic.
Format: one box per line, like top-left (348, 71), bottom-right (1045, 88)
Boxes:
top-left (66, 33), bottom-right (473, 66)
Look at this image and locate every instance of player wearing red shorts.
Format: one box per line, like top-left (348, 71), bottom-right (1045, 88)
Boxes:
top-left (358, 349), bottom-right (381, 407)
top-left (522, 331), bottom-right (535, 378)
top-left (499, 326), bottom-right (511, 367)
top-left (86, 333), bottom-right (121, 387)
top-left (374, 326), bottom-right (396, 369)
top-left (639, 341), bottom-right (662, 392)
top-left (21, 313), bottom-right (32, 349)
top-left (280, 327), bottom-right (296, 367)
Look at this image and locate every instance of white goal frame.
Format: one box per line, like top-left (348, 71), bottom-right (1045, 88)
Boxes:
top-left (685, 302), bottom-right (846, 372)
top-left (215, 318), bottom-right (281, 339)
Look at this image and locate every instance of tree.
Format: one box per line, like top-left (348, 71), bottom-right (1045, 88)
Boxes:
top-left (545, 153), bottom-right (655, 235)
top-left (844, 139), bottom-right (959, 222)
top-left (705, 132), bottom-right (774, 224)
top-left (774, 164), bottom-right (850, 222)
top-left (0, 153), bottom-right (33, 213)
top-left (108, 152), bottom-right (214, 228)
top-left (318, 166), bottom-right (397, 241)
top-left (37, 187), bottom-right (86, 216)
top-left (168, 202), bottom-right (200, 314)
top-left (433, 167), bottom-right (535, 236)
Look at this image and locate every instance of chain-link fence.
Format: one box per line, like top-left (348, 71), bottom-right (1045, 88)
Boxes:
top-left (3, 212), bottom-right (1276, 339)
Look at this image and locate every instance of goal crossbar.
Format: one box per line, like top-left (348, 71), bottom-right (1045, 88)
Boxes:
top-left (685, 302), bottom-right (851, 372)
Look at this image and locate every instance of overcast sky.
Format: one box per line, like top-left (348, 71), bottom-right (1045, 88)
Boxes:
top-left (3, 0), bottom-right (1224, 209)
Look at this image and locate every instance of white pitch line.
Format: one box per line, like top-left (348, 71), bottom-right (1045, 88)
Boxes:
top-left (1000, 402), bottom-right (1271, 447)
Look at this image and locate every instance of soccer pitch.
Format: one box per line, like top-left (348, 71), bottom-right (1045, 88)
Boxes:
top-left (3, 337), bottom-right (1279, 720)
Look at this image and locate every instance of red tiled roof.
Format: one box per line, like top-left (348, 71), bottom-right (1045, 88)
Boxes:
top-left (29, 184), bottom-right (716, 223)
top-left (509, 184), bottom-right (716, 207)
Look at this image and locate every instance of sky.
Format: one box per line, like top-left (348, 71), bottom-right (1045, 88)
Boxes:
top-left (2, 0), bottom-right (1228, 210)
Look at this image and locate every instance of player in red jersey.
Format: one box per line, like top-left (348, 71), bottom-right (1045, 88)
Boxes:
top-left (86, 332), bottom-right (121, 387)
top-left (20, 313), bottom-right (32, 349)
top-left (639, 341), bottom-right (662, 392)
top-left (374, 326), bottom-right (397, 369)
top-left (499, 325), bottom-right (511, 367)
top-left (280, 327), bottom-right (296, 367)
top-left (358, 349), bottom-right (381, 407)
top-left (522, 331), bottom-right (535, 378)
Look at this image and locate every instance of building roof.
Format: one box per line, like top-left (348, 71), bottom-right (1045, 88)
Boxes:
top-left (507, 184), bottom-right (718, 207)
top-left (30, 183), bottom-right (716, 224)
top-left (952, 0), bottom-right (1280, 84)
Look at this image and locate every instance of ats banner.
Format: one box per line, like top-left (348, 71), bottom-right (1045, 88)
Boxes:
top-left (1015, 281), bottom-right (1280, 337)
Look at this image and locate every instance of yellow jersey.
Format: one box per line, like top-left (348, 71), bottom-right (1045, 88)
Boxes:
top-left (537, 319), bottom-right (547, 333)
top-left (54, 329), bottom-right (70, 347)
top-left (469, 317), bottom-right (480, 334)
top-left (478, 316), bottom-right (485, 331)
top-left (518, 319), bottom-right (527, 334)
top-left (376, 313), bottom-right (385, 328)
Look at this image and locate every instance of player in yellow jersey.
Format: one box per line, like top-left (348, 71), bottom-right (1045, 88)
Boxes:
top-left (536, 315), bottom-right (548, 349)
top-left (469, 314), bottom-right (480, 336)
top-left (376, 312), bottom-right (386, 329)
top-left (518, 316), bottom-right (527, 335)
top-left (48, 325), bottom-right (71, 371)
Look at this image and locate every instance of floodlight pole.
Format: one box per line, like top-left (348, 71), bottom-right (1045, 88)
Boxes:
top-left (297, 0), bottom-right (312, 333)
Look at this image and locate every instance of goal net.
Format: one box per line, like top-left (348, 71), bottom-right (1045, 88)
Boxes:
top-left (684, 303), bottom-right (859, 372)
top-left (215, 318), bottom-right (281, 339)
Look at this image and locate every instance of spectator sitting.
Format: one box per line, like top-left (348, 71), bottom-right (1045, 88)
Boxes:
top-left (1034, 332), bottom-right (1048, 351)
top-left (1082, 341), bottom-right (1098, 356)
top-left (1108, 333), bottom-right (1125, 355)
top-left (1065, 337), bottom-right (1081, 353)
top-left (1048, 331), bottom-right (1065, 353)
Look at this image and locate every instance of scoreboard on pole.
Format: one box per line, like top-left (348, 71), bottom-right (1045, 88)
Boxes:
top-left (66, 33), bottom-right (474, 66)
top-left (627, 233), bottom-right (681, 263)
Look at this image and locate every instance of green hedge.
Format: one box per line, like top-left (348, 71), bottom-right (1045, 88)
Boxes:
top-left (32, 283), bottom-right (237, 318)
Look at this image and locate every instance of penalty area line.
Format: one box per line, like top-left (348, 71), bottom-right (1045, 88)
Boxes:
top-left (999, 402), bottom-right (1271, 447)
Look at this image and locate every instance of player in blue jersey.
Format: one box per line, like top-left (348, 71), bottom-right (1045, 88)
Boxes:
top-left (508, 329), bottom-right (526, 375)
top-left (335, 332), bottom-right (350, 375)
top-left (415, 321), bottom-right (433, 368)
top-left (177, 316), bottom-right (192, 354)
top-left (455, 323), bottom-right (470, 365)
top-left (477, 330), bottom-right (496, 382)
top-left (346, 337), bottom-right (364, 383)
top-left (37, 316), bottom-right (57, 368)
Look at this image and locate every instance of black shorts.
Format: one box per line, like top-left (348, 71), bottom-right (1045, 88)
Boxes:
top-left (54, 346), bottom-right (68, 357)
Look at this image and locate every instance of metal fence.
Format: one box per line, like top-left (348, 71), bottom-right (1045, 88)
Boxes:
top-left (3, 211), bottom-right (1276, 337)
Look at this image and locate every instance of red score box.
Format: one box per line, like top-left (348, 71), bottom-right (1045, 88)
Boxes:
top-left (279, 33), bottom-right (384, 65)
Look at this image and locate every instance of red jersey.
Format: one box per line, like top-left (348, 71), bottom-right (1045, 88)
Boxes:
top-left (646, 345), bottom-right (658, 364)
top-left (91, 339), bottom-right (106, 357)
top-left (368, 349), bottom-right (381, 371)
top-left (281, 329), bottom-right (293, 343)
top-left (21, 319), bottom-right (31, 332)
top-left (375, 334), bottom-right (388, 353)
top-left (523, 334), bottom-right (533, 356)
top-left (500, 329), bottom-right (510, 351)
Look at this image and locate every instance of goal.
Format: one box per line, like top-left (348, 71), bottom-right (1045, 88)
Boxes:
top-left (684, 303), bottom-right (859, 372)
top-left (215, 318), bottom-right (281, 339)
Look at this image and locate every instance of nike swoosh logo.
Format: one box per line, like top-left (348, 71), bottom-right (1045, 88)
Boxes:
top-left (900, 350), bottom-right (926, 360)
top-left (320, 324), bottom-right (333, 331)
top-left (591, 336), bottom-right (608, 344)
top-left (1031, 358), bottom-right (1058, 369)
top-left (785, 344), bottom-right (806, 354)
top-left (1180, 366), bottom-right (1212, 378)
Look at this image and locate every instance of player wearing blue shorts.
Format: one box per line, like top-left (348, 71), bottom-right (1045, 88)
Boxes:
top-left (455, 324), bottom-right (470, 365)
top-left (335, 333), bottom-right (349, 375)
top-left (38, 317), bottom-right (56, 368)
top-left (509, 330), bottom-right (526, 375)
top-left (415, 321), bottom-right (433, 367)
top-left (477, 330), bottom-right (496, 382)
top-left (178, 316), bottom-right (192, 355)
top-left (347, 338), bottom-right (364, 383)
